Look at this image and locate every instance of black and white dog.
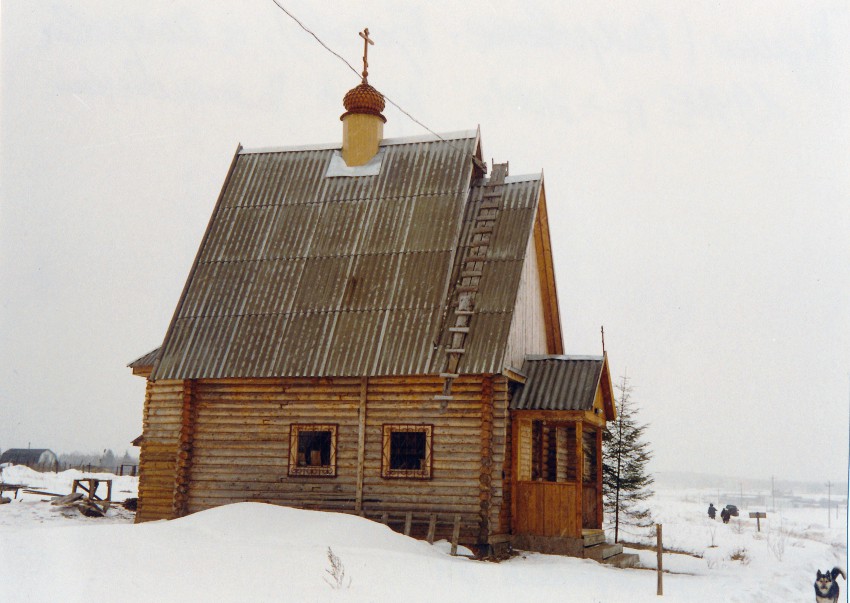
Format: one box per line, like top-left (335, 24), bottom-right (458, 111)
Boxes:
top-left (815, 567), bottom-right (846, 602)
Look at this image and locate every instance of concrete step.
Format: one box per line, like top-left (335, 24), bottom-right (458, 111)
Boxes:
top-left (584, 542), bottom-right (623, 561)
top-left (582, 531), bottom-right (606, 547)
top-left (602, 552), bottom-right (641, 569)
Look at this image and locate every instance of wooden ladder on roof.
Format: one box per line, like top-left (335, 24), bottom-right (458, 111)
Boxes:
top-left (437, 162), bottom-right (509, 401)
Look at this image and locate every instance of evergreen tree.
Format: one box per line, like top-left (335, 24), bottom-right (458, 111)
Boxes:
top-left (101, 449), bottom-right (116, 471)
top-left (603, 374), bottom-right (654, 542)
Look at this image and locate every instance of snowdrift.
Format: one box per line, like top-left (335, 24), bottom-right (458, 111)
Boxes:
top-left (0, 467), bottom-right (846, 602)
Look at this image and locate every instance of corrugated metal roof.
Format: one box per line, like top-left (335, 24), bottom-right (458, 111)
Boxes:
top-left (511, 356), bottom-right (605, 411)
top-left (0, 448), bottom-right (57, 465)
top-left (442, 176), bottom-right (542, 374)
top-left (152, 131), bottom-right (545, 380)
top-left (127, 347), bottom-right (161, 369)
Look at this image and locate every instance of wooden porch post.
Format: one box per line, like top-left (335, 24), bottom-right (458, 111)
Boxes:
top-left (574, 421), bottom-right (583, 532)
top-left (596, 426), bottom-right (604, 528)
top-left (510, 415), bottom-right (520, 533)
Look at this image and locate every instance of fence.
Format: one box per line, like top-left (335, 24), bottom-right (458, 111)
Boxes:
top-left (59, 463), bottom-right (138, 476)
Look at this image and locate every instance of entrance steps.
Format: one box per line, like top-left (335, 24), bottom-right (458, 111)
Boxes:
top-left (511, 529), bottom-right (640, 568)
top-left (582, 530), bottom-right (640, 568)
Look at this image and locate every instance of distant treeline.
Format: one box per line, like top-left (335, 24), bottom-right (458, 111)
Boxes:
top-left (58, 449), bottom-right (139, 473)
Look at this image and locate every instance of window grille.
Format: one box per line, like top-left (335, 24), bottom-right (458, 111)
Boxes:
top-left (381, 424), bottom-right (432, 479)
top-left (288, 424), bottom-right (337, 477)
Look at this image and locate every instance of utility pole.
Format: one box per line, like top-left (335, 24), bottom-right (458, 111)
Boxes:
top-left (771, 476), bottom-right (775, 512)
top-left (827, 481), bottom-right (831, 529)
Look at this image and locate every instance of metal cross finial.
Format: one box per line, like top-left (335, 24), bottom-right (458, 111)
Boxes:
top-left (359, 28), bottom-right (374, 83)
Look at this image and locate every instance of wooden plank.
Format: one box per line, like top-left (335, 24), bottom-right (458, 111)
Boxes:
top-left (427, 514), bottom-right (437, 543)
top-left (404, 512), bottom-right (412, 536)
top-left (451, 514), bottom-right (461, 555)
top-left (542, 483), bottom-right (556, 536)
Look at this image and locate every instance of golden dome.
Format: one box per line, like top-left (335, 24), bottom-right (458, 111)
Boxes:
top-left (341, 82), bottom-right (386, 122)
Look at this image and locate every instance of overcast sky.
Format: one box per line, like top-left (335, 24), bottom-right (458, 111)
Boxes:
top-left (2, 1), bottom-right (848, 484)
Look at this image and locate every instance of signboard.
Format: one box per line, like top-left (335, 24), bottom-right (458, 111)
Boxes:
top-left (749, 511), bottom-right (767, 531)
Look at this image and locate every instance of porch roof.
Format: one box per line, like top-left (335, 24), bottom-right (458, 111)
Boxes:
top-left (511, 355), bottom-right (609, 412)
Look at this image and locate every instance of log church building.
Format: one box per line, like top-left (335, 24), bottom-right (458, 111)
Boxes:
top-left (129, 30), bottom-right (628, 563)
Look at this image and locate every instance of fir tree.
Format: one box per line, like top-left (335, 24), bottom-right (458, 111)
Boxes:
top-left (603, 374), bottom-right (654, 542)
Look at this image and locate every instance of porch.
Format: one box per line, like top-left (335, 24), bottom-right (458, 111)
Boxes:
top-left (507, 355), bottom-right (632, 563)
top-left (511, 415), bottom-right (603, 540)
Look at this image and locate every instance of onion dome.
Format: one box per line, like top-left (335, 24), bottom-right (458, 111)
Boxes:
top-left (340, 82), bottom-right (387, 123)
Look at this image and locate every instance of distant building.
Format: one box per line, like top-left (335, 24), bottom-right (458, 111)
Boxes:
top-left (0, 448), bottom-right (59, 472)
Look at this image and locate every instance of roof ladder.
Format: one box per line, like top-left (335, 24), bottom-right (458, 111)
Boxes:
top-left (437, 162), bottom-right (509, 402)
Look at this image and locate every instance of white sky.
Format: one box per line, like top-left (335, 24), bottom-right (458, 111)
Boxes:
top-left (1, 1), bottom-right (848, 483)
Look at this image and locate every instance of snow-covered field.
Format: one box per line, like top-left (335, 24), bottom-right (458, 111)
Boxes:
top-left (0, 466), bottom-right (846, 602)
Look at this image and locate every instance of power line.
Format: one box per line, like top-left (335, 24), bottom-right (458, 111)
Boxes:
top-left (269, 0), bottom-right (361, 81)
top-left (267, 0), bottom-right (485, 170)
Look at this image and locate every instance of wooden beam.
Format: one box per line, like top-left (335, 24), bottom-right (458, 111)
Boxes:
top-left (501, 366), bottom-right (527, 384)
top-left (131, 366), bottom-right (153, 378)
top-left (427, 514), bottom-right (437, 544)
top-left (596, 428), bottom-right (603, 529)
top-left (510, 416), bottom-right (523, 533)
top-left (355, 378), bottom-right (367, 512)
top-left (511, 409), bottom-right (605, 426)
top-left (532, 186), bottom-right (563, 355)
top-left (451, 514), bottom-right (461, 555)
top-left (172, 379), bottom-right (197, 518)
top-left (478, 375), bottom-right (495, 546)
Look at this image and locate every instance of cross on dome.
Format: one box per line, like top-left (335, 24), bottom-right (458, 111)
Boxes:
top-left (359, 28), bottom-right (374, 83)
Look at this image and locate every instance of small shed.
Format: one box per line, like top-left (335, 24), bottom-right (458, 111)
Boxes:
top-left (0, 448), bottom-right (59, 472)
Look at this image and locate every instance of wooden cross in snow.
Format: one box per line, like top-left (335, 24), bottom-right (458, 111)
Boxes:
top-left (359, 28), bottom-right (374, 83)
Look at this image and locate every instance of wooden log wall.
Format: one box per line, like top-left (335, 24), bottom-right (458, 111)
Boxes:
top-left (489, 377), bottom-right (510, 538)
top-left (477, 375), bottom-right (512, 547)
top-left (135, 374), bottom-right (512, 547)
top-left (498, 392), bottom-right (513, 537)
top-left (136, 380), bottom-right (183, 522)
top-left (172, 380), bottom-right (197, 517)
top-left (477, 377), bottom-right (494, 544)
top-left (187, 377), bottom-right (362, 513)
top-left (358, 375), bottom-right (504, 546)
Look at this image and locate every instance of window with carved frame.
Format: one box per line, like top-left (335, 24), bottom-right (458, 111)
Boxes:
top-left (288, 424), bottom-right (337, 477)
top-left (381, 424), bottom-right (432, 479)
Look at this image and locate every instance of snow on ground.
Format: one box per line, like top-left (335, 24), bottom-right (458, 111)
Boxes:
top-left (616, 488), bottom-right (847, 602)
top-left (0, 465), bottom-right (137, 528)
top-left (0, 466), bottom-right (846, 602)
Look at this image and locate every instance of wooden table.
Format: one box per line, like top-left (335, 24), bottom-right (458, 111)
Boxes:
top-left (72, 478), bottom-right (112, 513)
